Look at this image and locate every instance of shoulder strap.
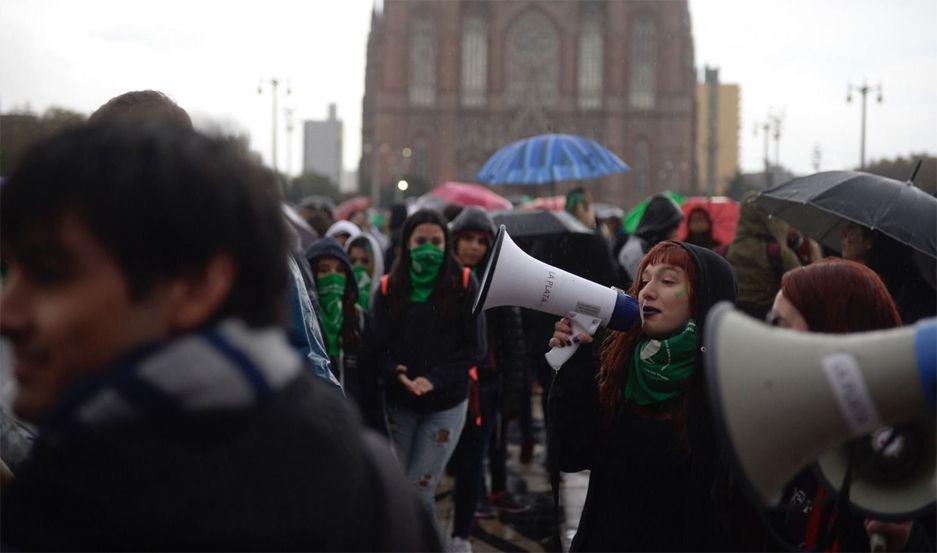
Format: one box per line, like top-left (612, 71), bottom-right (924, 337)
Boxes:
top-left (461, 267), bottom-right (471, 289)
top-left (380, 274), bottom-right (390, 296)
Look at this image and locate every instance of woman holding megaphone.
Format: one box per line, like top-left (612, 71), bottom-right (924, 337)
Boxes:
top-left (549, 240), bottom-right (749, 551)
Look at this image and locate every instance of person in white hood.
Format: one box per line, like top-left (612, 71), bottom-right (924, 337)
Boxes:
top-left (345, 233), bottom-right (385, 311)
top-left (325, 220), bottom-right (361, 247)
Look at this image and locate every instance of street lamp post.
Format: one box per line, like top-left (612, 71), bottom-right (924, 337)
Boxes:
top-left (754, 120), bottom-right (772, 187)
top-left (257, 78), bottom-right (291, 176)
top-left (846, 81), bottom-right (883, 170)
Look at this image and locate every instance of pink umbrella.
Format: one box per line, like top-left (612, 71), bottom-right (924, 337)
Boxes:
top-left (429, 182), bottom-right (513, 211)
top-left (520, 195), bottom-right (565, 211)
top-left (336, 196), bottom-right (372, 220)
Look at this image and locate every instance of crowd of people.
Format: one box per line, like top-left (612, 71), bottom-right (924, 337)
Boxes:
top-left (0, 90), bottom-right (933, 552)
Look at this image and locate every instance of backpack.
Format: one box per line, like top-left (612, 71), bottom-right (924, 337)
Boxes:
top-left (379, 267), bottom-right (472, 296)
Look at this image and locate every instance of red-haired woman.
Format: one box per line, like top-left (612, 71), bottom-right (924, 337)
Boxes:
top-left (549, 240), bottom-right (741, 551)
top-left (768, 258), bottom-right (932, 552)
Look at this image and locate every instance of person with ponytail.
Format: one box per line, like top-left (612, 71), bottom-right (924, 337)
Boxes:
top-left (305, 237), bottom-right (384, 433)
top-left (549, 240), bottom-right (740, 551)
top-left (373, 209), bottom-right (481, 538)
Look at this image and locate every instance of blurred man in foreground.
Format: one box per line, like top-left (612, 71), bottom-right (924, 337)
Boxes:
top-left (0, 120), bottom-right (436, 550)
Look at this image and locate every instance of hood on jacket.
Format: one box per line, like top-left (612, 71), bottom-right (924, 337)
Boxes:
top-left (636, 194), bottom-right (684, 243)
top-left (325, 220), bottom-right (362, 242)
top-left (346, 233), bottom-right (385, 296)
top-left (449, 206), bottom-right (497, 240)
top-left (732, 193), bottom-right (789, 245)
top-left (305, 237), bottom-right (356, 292)
top-left (449, 206), bottom-right (498, 269)
top-left (676, 241), bottom-right (739, 326)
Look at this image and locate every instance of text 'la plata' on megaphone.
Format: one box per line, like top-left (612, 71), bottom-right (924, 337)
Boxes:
top-left (473, 226), bottom-right (638, 370)
top-left (704, 302), bottom-right (936, 520)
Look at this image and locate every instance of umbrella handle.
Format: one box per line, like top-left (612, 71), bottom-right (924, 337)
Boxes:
top-left (545, 313), bottom-right (601, 371)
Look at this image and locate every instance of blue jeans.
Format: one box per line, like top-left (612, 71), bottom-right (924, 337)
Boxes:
top-left (387, 400), bottom-right (468, 525)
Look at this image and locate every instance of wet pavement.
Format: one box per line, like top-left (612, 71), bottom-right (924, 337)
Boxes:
top-left (433, 390), bottom-right (589, 552)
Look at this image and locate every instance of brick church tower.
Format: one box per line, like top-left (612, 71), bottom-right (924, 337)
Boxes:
top-left (359, 0), bottom-right (697, 208)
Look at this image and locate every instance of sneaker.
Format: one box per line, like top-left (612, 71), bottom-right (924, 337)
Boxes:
top-left (448, 536), bottom-right (473, 553)
top-left (474, 496), bottom-right (497, 519)
top-left (489, 490), bottom-right (530, 514)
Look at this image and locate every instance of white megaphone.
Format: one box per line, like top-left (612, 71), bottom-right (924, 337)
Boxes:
top-left (473, 226), bottom-right (639, 370)
top-left (704, 302), bottom-right (936, 520)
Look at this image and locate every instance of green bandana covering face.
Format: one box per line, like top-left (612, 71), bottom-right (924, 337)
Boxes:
top-left (408, 243), bottom-right (444, 303)
top-left (352, 265), bottom-right (372, 310)
top-left (625, 319), bottom-right (699, 405)
top-left (317, 272), bottom-right (346, 358)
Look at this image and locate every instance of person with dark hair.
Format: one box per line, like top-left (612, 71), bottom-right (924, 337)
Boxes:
top-left (617, 193), bottom-right (685, 287)
top-left (88, 90), bottom-right (337, 388)
top-left (346, 233), bottom-right (385, 311)
top-left (373, 208), bottom-right (481, 538)
top-left (0, 120), bottom-right (437, 550)
top-left (549, 240), bottom-right (740, 551)
top-left (767, 259), bottom-right (932, 552)
top-left (685, 207), bottom-right (719, 250)
top-left (840, 222), bottom-right (937, 324)
top-left (305, 238), bottom-right (384, 434)
top-left (88, 89), bottom-right (193, 129)
top-left (446, 208), bottom-right (530, 551)
top-left (566, 187), bottom-right (597, 229)
top-left (383, 202), bottom-right (410, 275)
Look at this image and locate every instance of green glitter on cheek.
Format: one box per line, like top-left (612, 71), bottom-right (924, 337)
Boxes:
top-left (675, 289), bottom-right (687, 299)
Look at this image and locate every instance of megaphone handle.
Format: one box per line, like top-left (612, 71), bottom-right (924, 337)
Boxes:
top-left (545, 313), bottom-right (601, 372)
top-left (869, 532), bottom-right (887, 552)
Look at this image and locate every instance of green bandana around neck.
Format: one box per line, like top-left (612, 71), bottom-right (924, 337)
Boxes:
top-left (625, 319), bottom-right (699, 405)
top-left (408, 243), bottom-right (444, 303)
top-left (317, 272), bottom-right (346, 358)
top-left (352, 265), bottom-right (372, 310)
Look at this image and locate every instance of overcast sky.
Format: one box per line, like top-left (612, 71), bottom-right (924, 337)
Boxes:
top-left (2, 0), bottom-right (935, 184)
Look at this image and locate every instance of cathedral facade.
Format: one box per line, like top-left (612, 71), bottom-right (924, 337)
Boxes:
top-left (359, 0), bottom-right (698, 208)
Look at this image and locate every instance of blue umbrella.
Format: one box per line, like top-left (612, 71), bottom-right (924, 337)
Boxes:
top-left (476, 134), bottom-right (630, 195)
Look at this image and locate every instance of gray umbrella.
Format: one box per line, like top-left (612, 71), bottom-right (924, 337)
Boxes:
top-left (755, 170), bottom-right (937, 260)
top-left (491, 209), bottom-right (592, 239)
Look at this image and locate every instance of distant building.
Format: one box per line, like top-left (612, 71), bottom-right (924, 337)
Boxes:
top-left (360, 0), bottom-right (698, 207)
top-left (340, 169), bottom-right (358, 194)
top-left (695, 67), bottom-right (739, 196)
top-left (303, 104), bottom-right (343, 187)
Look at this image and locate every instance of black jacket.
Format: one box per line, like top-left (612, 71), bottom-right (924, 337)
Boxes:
top-left (549, 242), bottom-right (743, 551)
top-left (306, 238), bottom-right (385, 433)
top-left (373, 273), bottom-right (480, 414)
top-left (1, 373), bottom-right (437, 551)
top-left (450, 207), bottom-right (529, 402)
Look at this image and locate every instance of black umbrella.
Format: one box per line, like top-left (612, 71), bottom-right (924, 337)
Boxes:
top-left (491, 209), bottom-right (592, 239)
top-left (755, 170), bottom-right (937, 260)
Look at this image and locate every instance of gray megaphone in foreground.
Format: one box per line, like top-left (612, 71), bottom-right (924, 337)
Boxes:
top-left (473, 226), bottom-right (639, 370)
top-left (704, 302), bottom-right (936, 520)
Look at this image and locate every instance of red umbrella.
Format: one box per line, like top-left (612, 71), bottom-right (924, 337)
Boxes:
top-left (677, 196), bottom-right (740, 246)
top-left (336, 196), bottom-right (372, 220)
top-left (520, 195), bottom-right (565, 211)
top-left (429, 182), bottom-right (513, 211)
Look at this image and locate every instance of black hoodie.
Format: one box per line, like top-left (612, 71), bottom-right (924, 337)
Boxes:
top-left (549, 241), bottom-right (742, 552)
top-left (305, 238), bottom-right (385, 434)
top-left (449, 208), bottom-right (529, 406)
